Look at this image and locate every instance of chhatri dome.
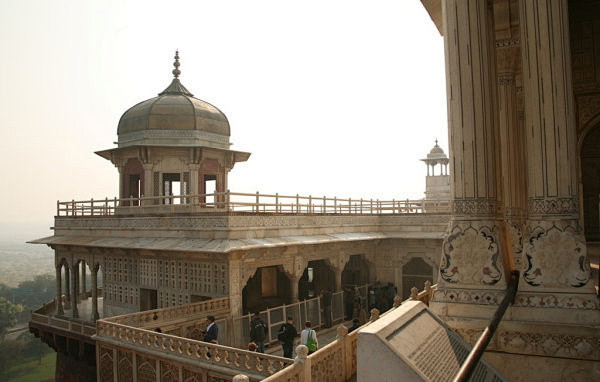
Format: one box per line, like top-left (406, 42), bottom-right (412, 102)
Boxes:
top-left (96, 51), bottom-right (249, 201)
top-left (423, 139), bottom-right (448, 161)
top-left (115, 51), bottom-right (231, 150)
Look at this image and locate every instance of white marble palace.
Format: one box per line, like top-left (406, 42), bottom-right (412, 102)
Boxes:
top-left (29, 1), bottom-right (600, 381)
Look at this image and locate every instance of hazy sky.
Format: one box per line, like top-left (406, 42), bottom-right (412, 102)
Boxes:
top-left (0, 0), bottom-right (446, 240)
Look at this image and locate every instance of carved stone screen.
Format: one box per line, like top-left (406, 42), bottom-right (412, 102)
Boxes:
top-left (357, 300), bottom-right (507, 382)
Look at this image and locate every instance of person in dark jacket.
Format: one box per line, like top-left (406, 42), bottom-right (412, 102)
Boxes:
top-left (278, 316), bottom-right (298, 358)
top-left (321, 289), bottom-right (333, 328)
top-left (203, 315), bottom-right (218, 343)
top-left (250, 312), bottom-right (267, 353)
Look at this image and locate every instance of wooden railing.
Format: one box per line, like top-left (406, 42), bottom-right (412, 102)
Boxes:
top-left (258, 282), bottom-right (437, 382)
top-left (56, 191), bottom-right (450, 216)
top-left (96, 321), bottom-right (293, 378)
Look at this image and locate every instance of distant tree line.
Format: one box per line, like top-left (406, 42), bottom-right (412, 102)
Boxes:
top-left (0, 275), bottom-right (56, 379)
top-left (0, 274), bottom-right (56, 323)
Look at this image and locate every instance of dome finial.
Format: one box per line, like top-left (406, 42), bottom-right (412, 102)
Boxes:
top-left (434, 138), bottom-right (439, 147)
top-left (172, 50), bottom-right (181, 78)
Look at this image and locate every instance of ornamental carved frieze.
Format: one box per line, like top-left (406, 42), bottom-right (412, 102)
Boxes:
top-left (527, 197), bottom-right (578, 218)
top-left (434, 288), bottom-right (597, 310)
top-left (523, 222), bottom-right (589, 288)
top-left (440, 223), bottom-right (503, 286)
top-left (452, 198), bottom-right (500, 217)
top-left (454, 328), bottom-right (600, 361)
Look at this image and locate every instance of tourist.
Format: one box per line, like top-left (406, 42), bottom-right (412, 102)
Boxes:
top-left (358, 306), bottom-right (368, 325)
top-left (203, 315), bottom-right (218, 344)
top-left (248, 342), bottom-right (258, 352)
top-left (277, 316), bottom-right (298, 358)
top-left (348, 318), bottom-right (360, 333)
top-left (321, 289), bottom-right (332, 328)
top-left (300, 321), bottom-right (318, 355)
top-left (250, 312), bottom-right (267, 353)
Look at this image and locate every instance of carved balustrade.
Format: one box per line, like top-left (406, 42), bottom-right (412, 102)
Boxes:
top-left (96, 320), bottom-right (293, 378)
top-left (104, 296), bottom-right (230, 327)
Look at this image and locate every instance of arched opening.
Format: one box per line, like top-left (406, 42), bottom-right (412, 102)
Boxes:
top-left (242, 266), bottom-right (292, 314)
top-left (341, 254), bottom-right (372, 287)
top-left (401, 257), bottom-right (433, 300)
top-left (298, 260), bottom-right (335, 301)
top-left (581, 123), bottom-right (600, 242)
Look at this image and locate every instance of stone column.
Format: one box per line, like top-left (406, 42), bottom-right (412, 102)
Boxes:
top-left (228, 258), bottom-right (244, 317)
top-left (334, 268), bottom-right (343, 292)
top-left (91, 263), bottom-right (99, 321)
top-left (64, 265), bottom-right (71, 309)
top-left (117, 165), bottom-right (125, 200)
top-left (189, 164), bottom-right (199, 205)
top-left (55, 264), bottom-right (64, 315)
top-left (290, 275), bottom-right (299, 303)
top-left (434, 0), bottom-right (505, 296)
top-left (70, 263), bottom-right (79, 318)
top-left (142, 164), bottom-right (153, 205)
top-left (80, 260), bottom-right (87, 300)
top-left (519, 0), bottom-right (595, 300)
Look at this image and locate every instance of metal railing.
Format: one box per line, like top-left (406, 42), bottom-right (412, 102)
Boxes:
top-left (231, 284), bottom-right (370, 348)
top-left (56, 191), bottom-right (450, 216)
top-left (260, 281), bottom-right (437, 382)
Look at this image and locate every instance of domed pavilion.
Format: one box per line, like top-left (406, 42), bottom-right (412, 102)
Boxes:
top-left (96, 51), bottom-right (250, 206)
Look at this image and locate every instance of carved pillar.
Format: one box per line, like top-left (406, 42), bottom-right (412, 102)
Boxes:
top-left (91, 263), bottom-right (99, 321)
top-left (334, 267), bottom-right (342, 292)
top-left (70, 263), bottom-right (79, 318)
top-left (189, 164), bottom-right (199, 198)
top-left (435, 0), bottom-right (505, 295)
top-left (64, 265), bottom-right (71, 309)
top-left (80, 260), bottom-right (87, 300)
top-left (142, 164), bottom-right (153, 205)
top-left (290, 275), bottom-right (299, 303)
top-left (228, 258), bottom-right (244, 317)
top-left (519, 0), bottom-right (595, 298)
top-left (55, 264), bottom-right (64, 315)
top-left (117, 165), bottom-right (125, 200)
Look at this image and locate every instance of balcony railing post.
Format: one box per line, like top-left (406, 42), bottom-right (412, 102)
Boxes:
top-left (334, 196), bottom-right (337, 213)
top-left (57, 200), bottom-right (60, 216)
top-left (275, 193), bottom-right (279, 213)
top-left (226, 190), bottom-right (231, 211)
top-left (72, 199), bottom-right (75, 216)
top-left (370, 199), bottom-right (373, 214)
top-left (90, 198), bottom-right (94, 216)
top-left (255, 191), bottom-right (259, 213)
top-left (360, 198), bottom-right (363, 214)
top-left (296, 194), bottom-right (299, 213)
top-left (309, 195), bottom-right (312, 213)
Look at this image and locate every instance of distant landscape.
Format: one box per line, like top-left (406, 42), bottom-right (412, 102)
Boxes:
top-left (0, 241), bottom-right (54, 287)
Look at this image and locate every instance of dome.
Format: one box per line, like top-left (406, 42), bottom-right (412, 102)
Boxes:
top-left (426, 140), bottom-right (448, 160)
top-left (116, 52), bottom-right (231, 150)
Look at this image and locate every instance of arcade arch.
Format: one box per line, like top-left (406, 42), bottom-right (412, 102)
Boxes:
top-left (298, 260), bottom-right (335, 301)
top-left (580, 120), bottom-right (600, 242)
top-left (242, 266), bottom-right (292, 314)
top-left (400, 256), bottom-right (434, 300)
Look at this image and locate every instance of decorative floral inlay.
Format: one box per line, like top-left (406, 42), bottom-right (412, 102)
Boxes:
top-left (440, 224), bottom-right (502, 285)
top-left (523, 224), bottom-right (589, 288)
